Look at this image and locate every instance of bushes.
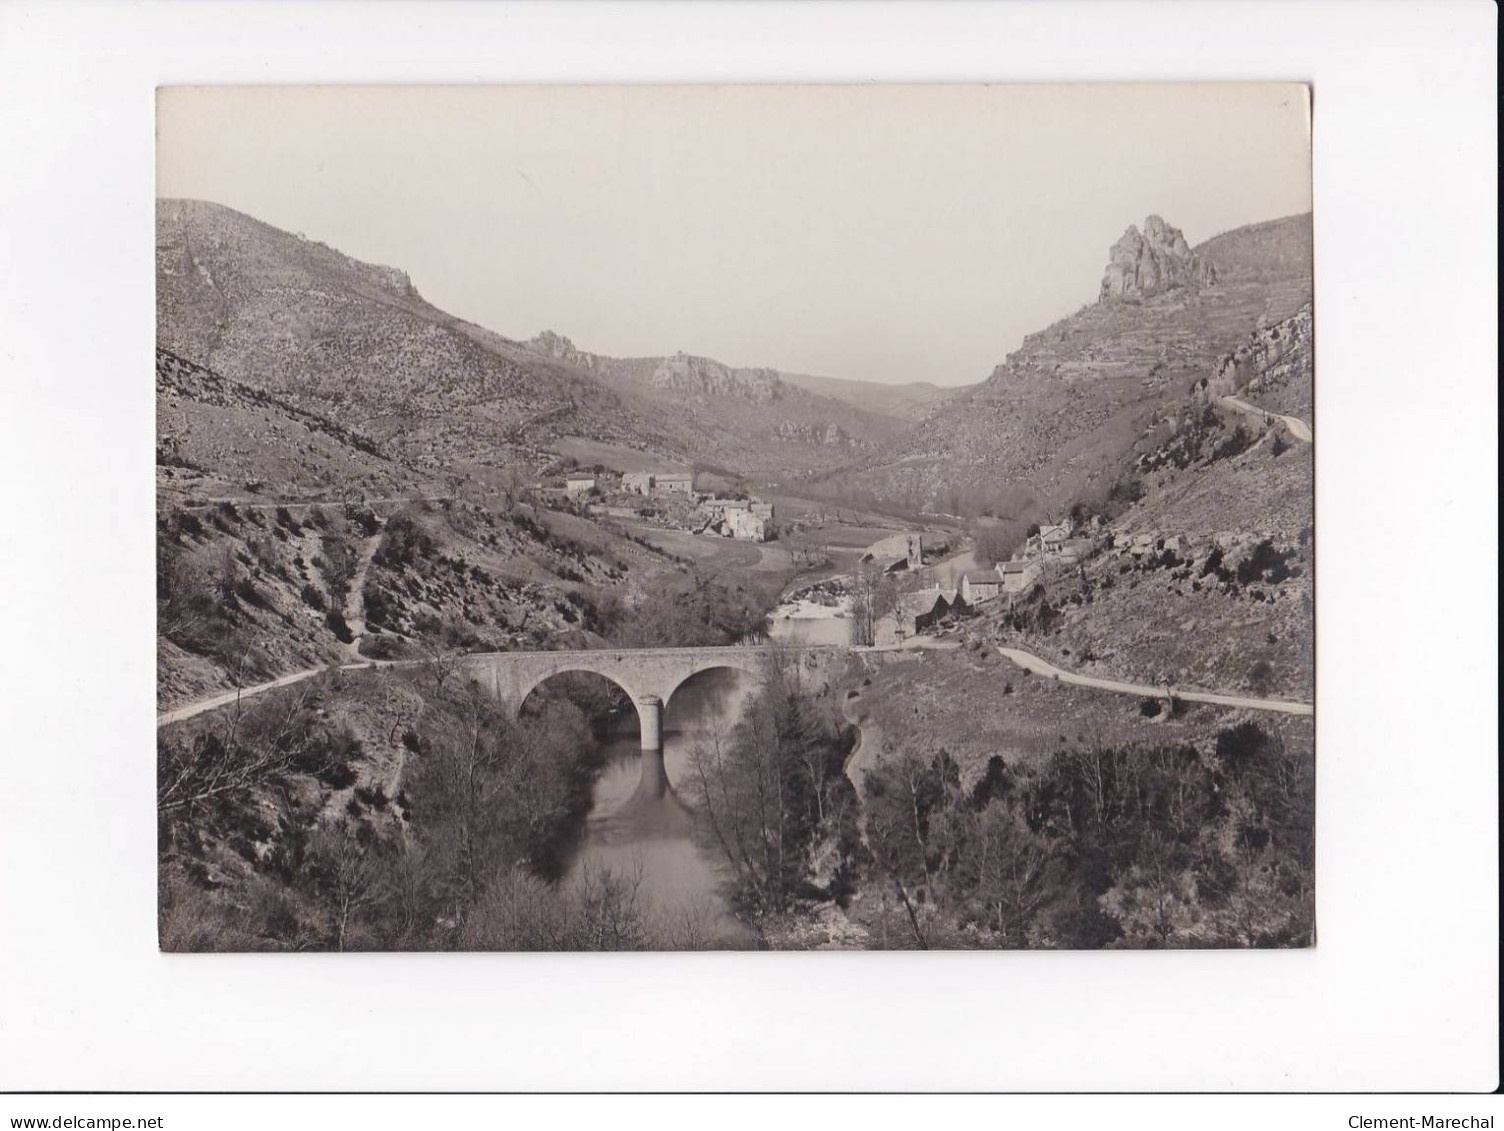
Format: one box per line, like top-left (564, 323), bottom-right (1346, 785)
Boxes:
top-left (325, 610), bottom-right (354, 643)
top-left (1248, 660), bottom-right (1275, 695)
top-left (373, 514), bottom-right (435, 570)
top-left (1236, 540), bottom-right (1297, 585)
top-left (1210, 425), bottom-right (1254, 463)
top-left (860, 721), bottom-right (1314, 949)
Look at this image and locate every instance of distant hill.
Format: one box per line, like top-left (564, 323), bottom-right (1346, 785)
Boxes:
top-left (777, 371), bottom-right (963, 422)
top-left (158, 199), bottom-right (909, 476)
top-left (801, 213), bottom-right (1314, 519)
top-left (522, 331), bottom-right (910, 469)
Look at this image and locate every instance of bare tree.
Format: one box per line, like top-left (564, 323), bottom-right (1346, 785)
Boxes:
top-left (157, 680), bottom-right (319, 816)
top-left (306, 819), bottom-right (385, 951)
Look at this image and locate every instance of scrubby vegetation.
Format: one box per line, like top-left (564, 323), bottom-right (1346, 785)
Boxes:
top-left (859, 718), bottom-right (1313, 949)
top-left (158, 668), bottom-right (707, 951)
top-left (686, 661), bottom-right (863, 915)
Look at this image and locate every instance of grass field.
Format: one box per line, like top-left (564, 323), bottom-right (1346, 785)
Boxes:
top-left (552, 436), bottom-right (689, 473)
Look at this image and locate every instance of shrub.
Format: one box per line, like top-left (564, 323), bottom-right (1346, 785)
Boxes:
top-left (325, 610), bottom-right (354, 644)
top-left (300, 583), bottom-right (327, 611)
top-left (321, 761), bottom-right (358, 790)
top-left (234, 577), bottom-right (269, 609)
top-left (1248, 659), bottom-right (1275, 695)
top-left (1139, 698), bottom-right (1163, 718)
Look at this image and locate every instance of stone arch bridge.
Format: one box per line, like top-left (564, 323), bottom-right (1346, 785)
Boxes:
top-left (463, 643), bottom-right (847, 753)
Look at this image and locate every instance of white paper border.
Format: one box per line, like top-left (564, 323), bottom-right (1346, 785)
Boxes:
top-left (0, 0), bottom-right (1496, 1093)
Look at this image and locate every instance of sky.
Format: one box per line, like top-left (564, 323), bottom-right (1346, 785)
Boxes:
top-left (157, 84), bottom-right (1311, 387)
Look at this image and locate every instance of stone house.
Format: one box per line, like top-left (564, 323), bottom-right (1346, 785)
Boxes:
top-left (997, 558), bottom-right (1041, 593)
top-left (961, 571), bottom-right (1003, 604)
top-left (724, 507), bottom-right (769, 542)
top-left (1033, 523), bottom-right (1072, 555)
top-left (875, 585), bottom-right (968, 644)
top-left (622, 471), bottom-right (654, 495)
top-left (655, 472), bottom-right (694, 495)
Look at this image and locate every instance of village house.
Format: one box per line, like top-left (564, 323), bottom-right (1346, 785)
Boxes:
top-left (1057, 537), bottom-right (1095, 565)
top-left (874, 585), bottom-right (968, 646)
top-left (622, 471), bottom-right (654, 495)
top-left (997, 558), bottom-right (1041, 594)
top-left (724, 508), bottom-right (769, 542)
top-left (960, 571), bottom-right (1003, 604)
top-left (1029, 521), bottom-right (1074, 556)
top-left (697, 498), bottom-right (772, 542)
top-left (564, 474), bottom-right (597, 496)
top-left (654, 471), bottom-right (694, 495)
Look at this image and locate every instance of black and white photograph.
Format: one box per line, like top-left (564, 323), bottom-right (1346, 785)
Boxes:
top-left (154, 84), bottom-right (1317, 952)
top-left (3, 0), bottom-right (1498, 1104)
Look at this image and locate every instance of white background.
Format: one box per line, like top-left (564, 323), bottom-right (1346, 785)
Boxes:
top-left (0, 0), bottom-right (1496, 1096)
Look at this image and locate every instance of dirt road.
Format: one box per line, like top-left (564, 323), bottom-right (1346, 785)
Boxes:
top-left (1218, 395), bottom-right (1312, 443)
top-left (994, 646), bottom-right (1313, 716)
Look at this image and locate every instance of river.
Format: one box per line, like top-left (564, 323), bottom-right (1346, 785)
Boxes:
top-left (556, 669), bottom-right (756, 948)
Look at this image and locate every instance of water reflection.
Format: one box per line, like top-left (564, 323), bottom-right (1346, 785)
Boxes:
top-left (561, 668), bottom-right (754, 947)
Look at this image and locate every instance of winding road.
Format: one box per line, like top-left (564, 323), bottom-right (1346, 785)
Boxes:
top-left (1218, 395), bottom-right (1312, 443)
top-left (993, 646), bottom-right (1313, 716)
top-left (159, 635), bottom-right (1313, 730)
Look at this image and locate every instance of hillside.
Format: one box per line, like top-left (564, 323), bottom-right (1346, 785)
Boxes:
top-left (972, 302), bottom-right (1315, 702)
top-left (805, 213), bottom-right (1313, 519)
top-left (158, 199), bottom-right (918, 476)
top-left (157, 200), bottom-right (665, 472)
top-left (156, 348), bottom-right (435, 504)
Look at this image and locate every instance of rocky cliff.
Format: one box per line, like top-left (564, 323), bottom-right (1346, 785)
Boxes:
top-left (1099, 215), bottom-right (1216, 302)
top-left (649, 352), bottom-right (784, 405)
top-left (803, 212), bottom-right (1312, 516)
top-left (522, 332), bottom-right (908, 462)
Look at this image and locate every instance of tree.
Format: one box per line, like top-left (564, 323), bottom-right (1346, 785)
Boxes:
top-left (157, 681), bottom-right (320, 817)
top-left (686, 657), bottom-right (847, 914)
top-left (960, 803), bottom-right (1054, 946)
top-left (304, 819), bottom-right (385, 951)
top-left (863, 748), bottom-right (958, 948)
top-left (848, 560), bottom-right (902, 647)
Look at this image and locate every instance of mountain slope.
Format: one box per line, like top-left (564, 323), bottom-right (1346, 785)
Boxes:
top-left (158, 199), bottom-right (660, 471)
top-left (523, 332), bottom-right (910, 468)
top-left (970, 300), bottom-right (1314, 702)
top-left (158, 199), bottom-right (913, 475)
top-left (807, 213), bottom-right (1313, 518)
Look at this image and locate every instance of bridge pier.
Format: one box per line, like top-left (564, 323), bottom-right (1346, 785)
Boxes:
top-left (635, 695), bottom-right (667, 798)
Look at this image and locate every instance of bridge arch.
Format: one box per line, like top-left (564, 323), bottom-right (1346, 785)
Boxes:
top-left (663, 662), bottom-right (763, 719)
top-left (515, 668), bottom-right (644, 740)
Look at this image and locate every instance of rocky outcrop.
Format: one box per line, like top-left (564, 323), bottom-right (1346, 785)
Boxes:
top-left (650, 352), bottom-right (784, 404)
top-left (526, 330), bottom-right (603, 373)
top-left (1199, 303), bottom-right (1313, 422)
top-left (1099, 215), bottom-right (1215, 302)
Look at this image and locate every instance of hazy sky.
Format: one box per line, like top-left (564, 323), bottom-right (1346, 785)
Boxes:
top-left (157, 84), bottom-right (1310, 387)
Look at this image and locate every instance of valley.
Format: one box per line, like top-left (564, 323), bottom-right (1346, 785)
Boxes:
top-left (157, 199), bottom-right (1315, 952)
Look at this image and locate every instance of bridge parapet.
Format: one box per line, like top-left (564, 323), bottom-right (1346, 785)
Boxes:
top-left (460, 643), bottom-right (847, 721)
